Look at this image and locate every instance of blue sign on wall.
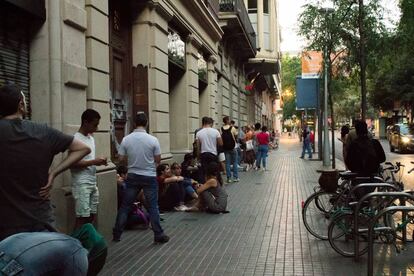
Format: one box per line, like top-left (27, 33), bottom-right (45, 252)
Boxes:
top-left (296, 77), bottom-right (319, 109)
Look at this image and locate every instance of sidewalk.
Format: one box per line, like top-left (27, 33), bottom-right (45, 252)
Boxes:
top-left (101, 137), bottom-right (413, 276)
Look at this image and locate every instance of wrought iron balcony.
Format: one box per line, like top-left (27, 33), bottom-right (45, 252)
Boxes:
top-left (218, 0), bottom-right (256, 57)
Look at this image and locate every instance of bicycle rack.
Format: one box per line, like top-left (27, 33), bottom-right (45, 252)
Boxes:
top-left (354, 191), bottom-right (414, 262)
top-left (367, 205), bottom-right (414, 276)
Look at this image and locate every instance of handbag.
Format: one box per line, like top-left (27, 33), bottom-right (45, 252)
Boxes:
top-left (246, 140), bottom-right (254, 151)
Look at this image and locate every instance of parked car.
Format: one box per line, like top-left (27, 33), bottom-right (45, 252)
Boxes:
top-left (389, 124), bottom-right (414, 153)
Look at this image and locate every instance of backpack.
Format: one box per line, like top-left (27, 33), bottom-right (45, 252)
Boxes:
top-left (71, 223), bottom-right (107, 276)
top-left (221, 126), bottom-right (235, 151)
top-left (127, 203), bottom-right (150, 229)
top-left (346, 138), bottom-right (384, 176)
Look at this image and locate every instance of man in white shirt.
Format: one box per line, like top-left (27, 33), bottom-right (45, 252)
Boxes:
top-left (196, 117), bottom-right (223, 183)
top-left (113, 112), bottom-right (169, 243)
top-left (71, 109), bottom-right (107, 230)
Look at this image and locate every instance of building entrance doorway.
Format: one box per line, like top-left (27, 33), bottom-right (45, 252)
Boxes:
top-left (109, 0), bottom-right (133, 161)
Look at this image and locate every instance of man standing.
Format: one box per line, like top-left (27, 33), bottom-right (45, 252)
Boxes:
top-left (196, 117), bottom-right (223, 183)
top-left (71, 109), bottom-right (107, 230)
top-left (113, 112), bottom-right (169, 243)
top-left (0, 84), bottom-right (91, 273)
top-left (221, 116), bottom-right (239, 183)
top-left (300, 124), bottom-right (312, 159)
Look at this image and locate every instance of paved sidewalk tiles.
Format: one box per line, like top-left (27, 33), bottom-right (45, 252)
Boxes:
top-left (101, 137), bottom-right (414, 276)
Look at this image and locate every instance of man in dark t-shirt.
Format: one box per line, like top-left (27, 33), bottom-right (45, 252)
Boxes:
top-left (0, 84), bottom-right (91, 240)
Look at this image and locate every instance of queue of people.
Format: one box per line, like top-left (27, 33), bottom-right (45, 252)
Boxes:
top-left (0, 83), bottom-right (278, 274)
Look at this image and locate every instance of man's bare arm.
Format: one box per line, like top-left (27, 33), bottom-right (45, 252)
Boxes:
top-left (39, 139), bottom-right (91, 199)
top-left (118, 154), bottom-right (128, 166)
top-left (217, 137), bottom-right (223, 147)
top-left (154, 154), bottom-right (161, 165)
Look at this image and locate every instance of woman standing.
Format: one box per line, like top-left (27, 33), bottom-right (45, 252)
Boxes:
top-left (256, 126), bottom-right (270, 171)
top-left (243, 126), bottom-right (256, 171)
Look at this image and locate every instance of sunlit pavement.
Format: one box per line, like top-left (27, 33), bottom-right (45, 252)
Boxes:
top-left (101, 137), bottom-right (414, 276)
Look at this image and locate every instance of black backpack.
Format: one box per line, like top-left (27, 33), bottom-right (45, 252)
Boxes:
top-left (346, 138), bottom-right (384, 175)
top-left (221, 126), bottom-right (235, 151)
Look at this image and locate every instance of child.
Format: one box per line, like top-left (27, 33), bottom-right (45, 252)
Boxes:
top-left (189, 162), bottom-right (228, 213)
top-left (71, 109), bottom-right (107, 230)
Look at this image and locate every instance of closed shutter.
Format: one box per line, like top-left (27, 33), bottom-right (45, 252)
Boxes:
top-left (0, 8), bottom-right (31, 119)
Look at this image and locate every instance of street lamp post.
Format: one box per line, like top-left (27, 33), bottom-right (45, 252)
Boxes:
top-left (321, 7), bottom-right (334, 168)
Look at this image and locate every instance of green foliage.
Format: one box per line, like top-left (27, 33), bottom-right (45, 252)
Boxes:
top-left (281, 55), bottom-right (302, 120)
top-left (298, 0), bottom-right (386, 122)
top-left (282, 55), bottom-right (301, 89)
top-left (368, 0), bottom-right (414, 112)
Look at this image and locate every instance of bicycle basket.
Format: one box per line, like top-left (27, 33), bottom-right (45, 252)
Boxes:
top-left (318, 170), bottom-right (339, 192)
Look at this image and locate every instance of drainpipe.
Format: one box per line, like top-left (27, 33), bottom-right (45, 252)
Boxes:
top-left (48, 0), bottom-right (62, 130)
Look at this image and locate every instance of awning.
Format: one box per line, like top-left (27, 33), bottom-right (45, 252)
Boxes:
top-left (245, 58), bottom-right (280, 75)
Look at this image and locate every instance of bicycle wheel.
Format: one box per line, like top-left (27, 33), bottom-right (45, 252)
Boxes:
top-left (328, 212), bottom-right (370, 257)
top-left (302, 191), bottom-right (337, 240)
top-left (384, 198), bottom-right (414, 241)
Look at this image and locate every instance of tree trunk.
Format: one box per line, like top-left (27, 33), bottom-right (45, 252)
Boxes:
top-left (328, 65), bottom-right (335, 169)
top-left (359, 0), bottom-right (367, 120)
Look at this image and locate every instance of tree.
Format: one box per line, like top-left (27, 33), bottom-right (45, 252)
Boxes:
top-left (298, 0), bottom-right (385, 168)
top-left (369, 0), bottom-right (414, 120)
top-left (281, 55), bottom-right (302, 120)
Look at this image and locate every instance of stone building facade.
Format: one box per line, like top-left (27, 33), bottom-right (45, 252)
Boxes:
top-left (0, 0), bottom-right (281, 239)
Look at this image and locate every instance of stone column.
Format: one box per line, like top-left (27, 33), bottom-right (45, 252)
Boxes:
top-left (85, 0), bottom-right (116, 240)
top-left (186, 35), bottom-right (202, 150)
top-left (199, 55), bottom-right (217, 120)
top-left (132, 4), bottom-right (173, 160)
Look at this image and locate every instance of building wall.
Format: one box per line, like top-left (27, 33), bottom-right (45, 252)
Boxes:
top-left (5, 0), bottom-right (279, 239)
top-left (29, 0), bottom-right (115, 240)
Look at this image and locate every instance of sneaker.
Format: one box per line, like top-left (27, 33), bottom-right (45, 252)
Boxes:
top-left (174, 205), bottom-right (189, 211)
top-left (261, 167), bottom-right (266, 172)
top-left (299, 156), bottom-right (304, 159)
top-left (154, 234), bottom-right (170, 244)
top-left (185, 206), bottom-right (200, 212)
top-left (233, 178), bottom-right (240, 182)
top-left (112, 236), bottom-right (121, 242)
top-left (227, 178), bottom-right (233, 183)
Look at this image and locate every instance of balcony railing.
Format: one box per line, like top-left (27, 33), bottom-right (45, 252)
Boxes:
top-left (219, 0), bottom-right (256, 50)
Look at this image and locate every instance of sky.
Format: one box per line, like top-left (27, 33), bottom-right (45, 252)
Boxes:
top-left (279, 0), bottom-right (401, 53)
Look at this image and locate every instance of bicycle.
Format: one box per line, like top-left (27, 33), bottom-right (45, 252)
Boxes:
top-left (327, 162), bottom-right (409, 257)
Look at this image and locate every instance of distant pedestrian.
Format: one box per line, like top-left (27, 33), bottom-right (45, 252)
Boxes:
top-left (253, 122), bottom-right (261, 169)
top-left (221, 116), bottom-right (239, 183)
top-left (256, 126), bottom-right (270, 171)
top-left (300, 124), bottom-right (312, 159)
top-left (113, 112), bottom-right (169, 243)
top-left (71, 109), bottom-right (107, 230)
top-left (244, 126), bottom-right (256, 171)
